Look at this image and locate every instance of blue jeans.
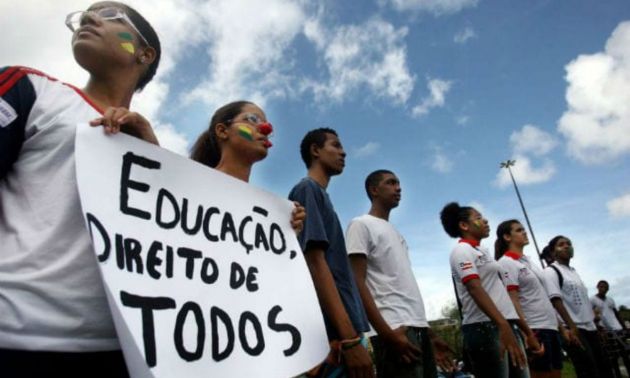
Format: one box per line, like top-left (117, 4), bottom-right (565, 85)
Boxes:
top-left (462, 321), bottom-right (529, 378)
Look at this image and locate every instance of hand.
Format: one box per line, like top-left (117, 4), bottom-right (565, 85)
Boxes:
top-left (431, 335), bottom-right (455, 372)
top-left (384, 326), bottom-right (422, 364)
top-left (90, 107), bottom-right (159, 145)
top-left (341, 343), bottom-right (374, 378)
top-left (498, 322), bottom-right (527, 370)
top-left (525, 332), bottom-right (545, 357)
top-left (290, 202), bottom-right (305, 234)
top-left (567, 325), bottom-right (584, 349)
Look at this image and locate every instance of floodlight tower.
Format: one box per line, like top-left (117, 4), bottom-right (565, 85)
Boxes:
top-left (500, 159), bottom-right (544, 268)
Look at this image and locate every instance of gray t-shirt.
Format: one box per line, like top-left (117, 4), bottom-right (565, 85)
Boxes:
top-left (289, 177), bottom-right (369, 340)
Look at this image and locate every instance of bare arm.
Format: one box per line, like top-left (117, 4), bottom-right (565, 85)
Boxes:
top-left (349, 254), bottom-right (420, 363)
top-left (550, 297), bottom-right (583, 347)
top-left (465, 279), bottom-right (526, 369)
top-left (304, 246), bottom-right (373, 378)
top-left (507, 290), bottom-right (543, 355)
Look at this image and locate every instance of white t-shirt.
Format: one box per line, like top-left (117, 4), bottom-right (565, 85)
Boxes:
top-left (346, 214), bottom-right (428, 336)
top-left (591, 295), bottom-right (623, 331)
top-left (450, 240), bottom-right (518, 325)
top-left (498, 252), bottom-right (558, 330)
top-left (0, 67), bottom-right (119, 351)
top-left (543, 262), bottom-right (596, 331)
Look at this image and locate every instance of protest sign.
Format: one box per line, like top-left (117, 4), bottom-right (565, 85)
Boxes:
top-left (74, 126), bottom-right (329, 377)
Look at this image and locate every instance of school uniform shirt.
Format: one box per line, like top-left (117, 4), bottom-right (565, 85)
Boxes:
top-left (0, 67), bottom-right (119, 351)
top-left (346, 214), bottom-right (428, 337)
top-left (498, 252), bottom-right (558, 330)
top-left (543, 262), bottom-right (596, 331)
top-left (590, 295), bottom-right (623, 331)
top-left (450, 239), bottom-right (518, 325)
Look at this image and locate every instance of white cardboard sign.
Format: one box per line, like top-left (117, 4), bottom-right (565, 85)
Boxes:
top-left (74, 126), bottom-right (329, 378)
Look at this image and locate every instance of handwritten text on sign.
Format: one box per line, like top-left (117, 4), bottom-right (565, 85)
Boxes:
top-left (74, 126), bottom-right (328, 378)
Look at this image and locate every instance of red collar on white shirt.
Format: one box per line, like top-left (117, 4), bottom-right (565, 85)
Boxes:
top-left (458, 239), bottom-right (480, 248)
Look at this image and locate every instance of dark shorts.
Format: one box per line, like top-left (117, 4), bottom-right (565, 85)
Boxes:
top-left (0, 348), bottom-right (129, 378)
top-left (370, 327), bottom-right (438, 378)
top-left (529, 329), bottom-right (563, 371)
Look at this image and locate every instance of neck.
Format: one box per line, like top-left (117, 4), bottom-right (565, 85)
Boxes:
top-left (215, 151), bottom-right (253, 182)
top-left (597, 293), bottom-right (606, 299)
top-left (308, 164), bottom-right (331, 189)
top-left (83, 76), bottom-right (136, 110)
top-left (460, 232), bottom-right (480, 243)
top-left (556, 257), bottom-right (570, 266)
top-left (508, 244), bottom-right (524, 255)
top-left (369, 202), bottom-right (391, 221)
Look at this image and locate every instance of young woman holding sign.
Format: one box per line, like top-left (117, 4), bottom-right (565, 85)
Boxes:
top-left (0, 2), bottom-right (161, 376)
top-left (439, 202), bottom-right (529, 378)
top-left (190, 101), bottom-right (305, 232)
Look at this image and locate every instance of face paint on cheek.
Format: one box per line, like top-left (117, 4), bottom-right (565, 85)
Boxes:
top-left (117, 32), bottom-right (136, 55)
top-left (120, 42), bottom-right (135, 54)
top-left (472, 220), bottom-right (483, 228)
top-left (118, 32), bottom-right (134, 41)
top-left (237, 125), bottom-right (254, 141)
top-left (567, 246), bottom-right (574, 258)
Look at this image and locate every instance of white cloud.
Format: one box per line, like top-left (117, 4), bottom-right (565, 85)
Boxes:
top-left (183, 0), bottom-right (306, 110)
top-left (353, 142), bottom-right (381, 158)
top-left (454, 26), bottom-right (476, 44)
top-left (302, 17), bottom-right (415, 105)
top-left (430, 147), bottom-right (454, 173)
top-left (607, 192), bottom-right (630, 218)
top-left (412, 78), bottom-right (452, 117)
top-left (494, 155), bottom-right (556, 188)
top-left (385, 0), bottom-right (479, 15)
top-left (558, 21), bottom-right (630, 164)
top-left (510, 124), bottom-right (558, 157)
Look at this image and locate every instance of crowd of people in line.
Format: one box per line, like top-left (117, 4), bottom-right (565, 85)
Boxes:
top-left (1, 2), bottom-right (628, 378)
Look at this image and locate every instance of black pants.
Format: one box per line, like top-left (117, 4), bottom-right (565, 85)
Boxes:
top-left (563, 329), bottom-right (614, 378)
top-left (0, 349), bottom-right (129, 378)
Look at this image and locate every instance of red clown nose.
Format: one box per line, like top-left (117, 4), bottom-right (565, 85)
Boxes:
top-left (258, 122), bottom-right (273, 136)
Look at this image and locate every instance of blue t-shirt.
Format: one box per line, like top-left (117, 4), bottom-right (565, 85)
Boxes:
top-left (289, 177), bottom-right (369, 340)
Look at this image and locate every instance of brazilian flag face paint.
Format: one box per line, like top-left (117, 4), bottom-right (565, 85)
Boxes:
top-left (118, 32), bottom-right (135, 54)
top-left (237, 125), bottom-right (254, 141)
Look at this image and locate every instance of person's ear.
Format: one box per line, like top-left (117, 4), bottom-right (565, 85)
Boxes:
top-left (215, 123), bottom-right (229, 141)
top-left (138, 47), bottom-right (156, 65)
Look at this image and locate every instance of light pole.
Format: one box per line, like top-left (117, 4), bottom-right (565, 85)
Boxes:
top-left (500, 160), bottom-right (544, 268)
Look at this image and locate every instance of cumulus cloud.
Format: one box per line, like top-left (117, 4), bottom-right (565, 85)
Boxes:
top-left (430, 147), bottom-right (454, 173)
top-left (495, 155), bottom-right (556, 188)
top-left (454, 26), bottom-right (476, 44)
top-left (495, 125), bottom-right (557, 187)
top-left (302, 17), bottom-right (415, 105)
top-left (353, 142), bottom-right (381, 158)
top-left (558, 21), bottom-right (630, 164)
top-left (510, 124), bottom-right (558, 156)
top-left (607, 192), bottom-right (630, 218)
top-left (384, 0), bottom-right (479, 15)
top-left (183, 0), bottom-right (306, 110)
top-left (412, 78), bottom-right (452, 117)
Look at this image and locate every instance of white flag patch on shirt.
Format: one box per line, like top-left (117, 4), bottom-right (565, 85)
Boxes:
top-left (0, 97), bottom-right (17, 128)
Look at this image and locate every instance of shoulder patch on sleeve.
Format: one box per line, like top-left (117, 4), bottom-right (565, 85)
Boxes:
top-left (0, 97), bottom-right (17, 127)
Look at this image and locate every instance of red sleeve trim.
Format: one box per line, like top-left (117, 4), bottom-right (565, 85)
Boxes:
top-left (63, 83), bottom-right (104, 114)
top-left (462, 274), bottom-right (480, 284)
top-left (507, 285), bottom-right (519, 291)
top-left (0, 67), bottom-right (28, 96)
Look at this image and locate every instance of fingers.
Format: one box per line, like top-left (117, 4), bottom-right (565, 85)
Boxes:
top-left (91, 107), bottom-right (132, 135)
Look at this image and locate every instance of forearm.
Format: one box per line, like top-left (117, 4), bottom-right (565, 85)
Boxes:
top-left (508, 291), bottom-right (534, 335)
top-left (305, 250), bottom-right (357, 339)
top-left (550, 297), bottom-right (577, 329)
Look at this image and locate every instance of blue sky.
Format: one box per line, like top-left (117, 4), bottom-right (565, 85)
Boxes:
top-left (2, 0), bottom-right (630, 319)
